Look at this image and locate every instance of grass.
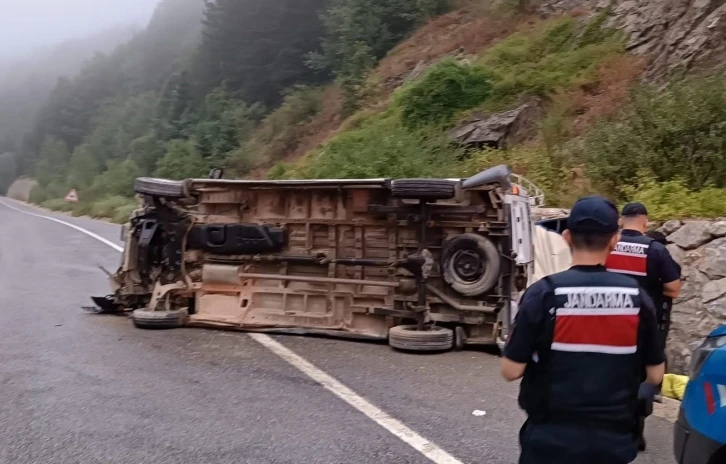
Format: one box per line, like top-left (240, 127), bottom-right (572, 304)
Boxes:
top-left (619, 175), bottom-right (726, 221)
top-left (229, 86), bottom-right (327, 177)
top-left (374, 3), bottom-right (539, 91)
top-left (269, 108), bottom-right (464, 180)
top-left (475, 16), bottom-right (625, 109)
top-left (39, 195), bottom-right (138, 224)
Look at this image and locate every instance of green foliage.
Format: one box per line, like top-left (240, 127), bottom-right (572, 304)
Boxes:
top-left (580, 74), bottom-right (726, 196)
top-left (478, 17), bottom-right (624, 105)
top-left (29, 184), bottom-right (49, 204)
top-left (292, 15), bottom-right (625, 185)
top-left (195, 0), bottom-right (329, 106)
top-left (70, 202), bottom-right (94, 217)
top-left (15, 0), bottom-right (726, 223)
top-left (129, 131), bottom-right (166, 176)
top-left (154, 140), bottom-right (209, 180)
top-left (34, 137), bottom-right (71, 186)
top-left (41, 198), bottom-right (75, 212)
top-left (579, 7), bottom-right (615, 46)
top-left (89, 196), bottom-right (137, 221)
top-left (19, 0), bottom-right (203, 170)
top-left (0, 26), bottom-right (137, 164)
top-left (462, 144), bottom-right (585, 207)
top-left (40, 195), bottom-right (137, 223)
top-left (230, 86), bottom-right (324, 174)
top-left (66, 145), bottom-right (102, 190)
top-left (290, 109), bottom-right (464, 179)
top-left (193, 87), bottom-right (265, 168)
top-left (83, 92), bottom-right (160, 165)
top-left (619, 174), bottom-right (726, 221)
top-left (398, 59), bottom-right (492, 128)
top-left (88, 160), bottom-right (140, 198)
top-left (15, 0), bottom-right (454, 206)
top-left (313, 0), bottom-right (448, 75)
top-left (312, 0), bottom-right (449, 113)
top-left (111, 203), bottom-right (139, 224)
top-left (267, 163), bottom-right (292, 180)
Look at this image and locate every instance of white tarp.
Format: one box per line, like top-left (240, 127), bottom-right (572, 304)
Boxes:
top-left (510, 225), bottom-right (572, 323)
top-left (530, 225), bottom-right (572, 286)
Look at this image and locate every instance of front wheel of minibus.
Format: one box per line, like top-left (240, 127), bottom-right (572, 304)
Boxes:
top-left (132, 308), bottom-right (188, 330)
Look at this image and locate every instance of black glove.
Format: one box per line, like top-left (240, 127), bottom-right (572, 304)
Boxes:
top-left (638, 383), bottom-right (658, 401)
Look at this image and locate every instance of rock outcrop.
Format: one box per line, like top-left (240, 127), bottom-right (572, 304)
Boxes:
top-left (656, 220), bottom-right (726, 373)
top-left (450, 102), bottom-right (542, 149)
top-left (541, 0), bottom-right (726, 79)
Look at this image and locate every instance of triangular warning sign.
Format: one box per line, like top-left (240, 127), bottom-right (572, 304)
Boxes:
top-left (64, 189), bottom-right (79, 203)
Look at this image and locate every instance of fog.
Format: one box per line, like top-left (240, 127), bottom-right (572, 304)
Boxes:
top-left (0, 0), bottom-right (161, 61)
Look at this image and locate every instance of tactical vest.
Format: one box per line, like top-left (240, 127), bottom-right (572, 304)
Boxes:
top-left (605, 233), bottom-right (663, 312)
top-left (519, 268), bottom-right (644, 434)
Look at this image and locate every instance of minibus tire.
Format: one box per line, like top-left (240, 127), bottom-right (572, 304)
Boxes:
top-left (441, 233), bottom-right (500, 297)
top-left (134, 177), bottom-right (186, 198)
top-left (132, 308), bottom-right (188, 330)
top-left (389, 325), bottom-right (453, 352)
top-left (390, 179), bottom-right (456, 201)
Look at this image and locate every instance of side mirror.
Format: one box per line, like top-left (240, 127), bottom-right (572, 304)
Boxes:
top-left (209, 168), bottom-right (224, 179)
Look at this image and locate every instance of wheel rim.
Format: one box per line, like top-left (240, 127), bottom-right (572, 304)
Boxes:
top-left (452, 249), bottom-right (485, 282)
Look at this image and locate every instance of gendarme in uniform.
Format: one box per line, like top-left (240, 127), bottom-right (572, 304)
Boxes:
top-left (605, 203), bottom-right (680, 351)
top-left (503, 196), bottom-right (664, 464)
top-left (604, 202), bottom-right (681, 451)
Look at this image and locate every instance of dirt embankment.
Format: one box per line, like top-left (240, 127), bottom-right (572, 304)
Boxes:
top-left (6, 177), bottom-right (36, 202)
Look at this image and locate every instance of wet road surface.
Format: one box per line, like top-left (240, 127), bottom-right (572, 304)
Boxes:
top-left (0, 199), bottom-right (676, 463)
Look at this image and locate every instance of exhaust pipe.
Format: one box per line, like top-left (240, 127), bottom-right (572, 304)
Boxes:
top-left (462, 164), bottom-right (512, 190)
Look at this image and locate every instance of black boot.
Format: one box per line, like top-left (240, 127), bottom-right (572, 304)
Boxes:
top-left (636, 417), bottom-right (646, 452)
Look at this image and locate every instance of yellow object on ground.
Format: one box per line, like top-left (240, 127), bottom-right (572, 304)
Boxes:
top-left (662, 374), bottom-right (689, 400)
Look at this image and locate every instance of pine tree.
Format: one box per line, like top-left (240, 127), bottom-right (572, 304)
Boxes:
top-left (195, 0), bottom-right (329, 106)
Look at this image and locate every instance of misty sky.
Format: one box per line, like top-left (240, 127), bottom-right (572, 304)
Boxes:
top-left (0, 0), bottom-right (160, 60)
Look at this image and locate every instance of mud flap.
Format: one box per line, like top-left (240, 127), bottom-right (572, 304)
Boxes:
top-left (84, 295), bottom-right (125, 315)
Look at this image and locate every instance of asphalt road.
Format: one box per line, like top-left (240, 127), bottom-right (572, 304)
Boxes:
top-left (0, 199), bottom-right (677, 464)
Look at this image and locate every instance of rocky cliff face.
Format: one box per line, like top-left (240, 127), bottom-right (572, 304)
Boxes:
top-left (659, 220), bottom-right (726, 373)
top-left (541, 0), bottom-right (726, 78)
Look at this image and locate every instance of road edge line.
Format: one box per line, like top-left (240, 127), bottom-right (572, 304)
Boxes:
top-left (0, 197), bottom-right (465, 464)
top-left (0, 198), bottom-right (123, 252)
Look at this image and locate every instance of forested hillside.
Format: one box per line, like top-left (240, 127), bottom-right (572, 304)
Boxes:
top-left (0, 26), bottom-right (137, 154)
top-left (5, 0), bottom-right (726, 222)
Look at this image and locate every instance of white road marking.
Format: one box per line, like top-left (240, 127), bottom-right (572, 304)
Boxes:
top-left (0, 197), bottom-right (465, 464)
top-left (248, 333), bottom-right (464, 464)
top-left (0, 198), bottom-right (123, 252)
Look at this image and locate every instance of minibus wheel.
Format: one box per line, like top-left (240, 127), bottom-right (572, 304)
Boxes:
top-left (440, 233), bottom-right (500, 297)
top-left (389, 325), bottom-right (453, 352)
top-left (132, 308), bottom-right (188, 330)
top-left (390, 179), bottom-right (456, 201)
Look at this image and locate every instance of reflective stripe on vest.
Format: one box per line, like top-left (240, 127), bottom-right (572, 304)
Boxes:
top-left (606, 240), bottom-right (649, 277)
top-left (552, 286), bottom-right (640, 355)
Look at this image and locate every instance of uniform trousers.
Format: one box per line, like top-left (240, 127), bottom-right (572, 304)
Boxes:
top-left (519, 420), bottom-right (637, 464)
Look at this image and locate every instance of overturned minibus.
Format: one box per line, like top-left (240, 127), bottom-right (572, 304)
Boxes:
top-left (91, 165), bottom-right (538, 351)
